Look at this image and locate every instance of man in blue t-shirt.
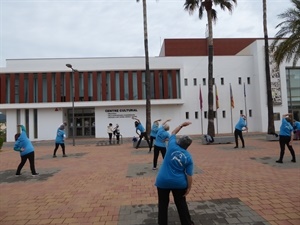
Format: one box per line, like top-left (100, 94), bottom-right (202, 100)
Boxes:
top-left (234, 114), bottom-right (247, 148)
top-left (276, 113), bottom-right (296, 163)
top-left (155, 121), bottom-right (194, 225)
top-left (14, 125), bottom-right (39, 176)
top-left (152, 119), bottom-right (171, 170)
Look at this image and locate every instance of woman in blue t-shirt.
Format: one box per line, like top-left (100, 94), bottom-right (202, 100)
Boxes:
top-left (276, 113), bottom-right (296, 163)
top-left (155, 121), bottom-right (194, 225)
top-left (234, 114), bottom-right (248, 148)
top-left (149, 119), bottom-right (161, 153)
top-left (14, 125), bottom-right (39, 176)
top-left (152, 119), bottom-right (171, 170)
top-left (53, 123), bottom-right (67, 157)
top-left (132, 116), bottom-right (150, 149)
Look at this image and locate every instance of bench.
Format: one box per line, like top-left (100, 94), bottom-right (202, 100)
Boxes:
top-left (133, 140), bottom-right (149, 148)
top-left (202, 136), bottom-right (235, 145)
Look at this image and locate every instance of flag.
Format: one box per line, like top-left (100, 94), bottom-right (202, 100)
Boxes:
top-left (230, 83), bottom-right (234, 108)
top-left (199, 85), bottom-right (203, 110)
top-left (243, 83), bottom-right (246, 97)
top-left (215, 84), bottom-right (219, 109)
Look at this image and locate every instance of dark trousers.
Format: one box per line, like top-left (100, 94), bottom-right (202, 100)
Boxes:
top-left (153, 145), bottom-right (166, 168)
top-left (53, 143), bottom-right (66, 156)
top-left (136, 132), bottom-right (150, 148)
top-left (278, 136), bottom-right (296, 161)
top-left (108, 133), bottom-right (113, 143)
top-left (234, 129), bottom-right (245, 147)
top-left (16, 151), bottom-right (36, 175)
top-left (149, 136), bottom-right (156, 152)
top-left (116, 134), bottom-right (120, 143)
top-left (157, 188), bottom-right (193, 225)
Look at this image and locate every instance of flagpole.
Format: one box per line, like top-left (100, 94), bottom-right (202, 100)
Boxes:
top-left (215, 84), bottom-right (219, 134)
top-left (244, 82), bottom-right (248, 132)
top-left (230, 83), bottom-right (234, 133)
top-left (199, 85), bottom-right (204, 135)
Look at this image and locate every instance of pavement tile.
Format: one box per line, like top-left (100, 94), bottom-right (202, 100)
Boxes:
top-left (0, 135), bottom-right (299, 225)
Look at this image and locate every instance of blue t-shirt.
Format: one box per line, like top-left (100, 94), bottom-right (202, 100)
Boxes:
top-left (150, 123), bottom-right (159, 138)
top-left (294, 121), bottom-right (300, 130)
top-left (14, 125), bottom-right (34, 156)
top-left (279, 118), bottom-right (293, 136)
top-left (155, 126), bottom-right (170, 148)
top-left (55, 128), bottom-right (65, 143)
top-left (136, 123), bottom-right (145, 133)
top-left (235, 117), bottom-right (247, 131)
top-left (155, 134), bottom-right (194, 189)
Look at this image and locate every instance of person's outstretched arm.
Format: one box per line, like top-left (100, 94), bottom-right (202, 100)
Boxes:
top-left (171, 121), bottom-right (192, 135)
top-left (132, 116), bottom-right (140, 123)
top-left (162, 119), bottom-right (171, 125)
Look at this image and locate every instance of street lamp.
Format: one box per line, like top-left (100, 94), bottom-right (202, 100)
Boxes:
top-left (66, 64), bottom-right (78, 146)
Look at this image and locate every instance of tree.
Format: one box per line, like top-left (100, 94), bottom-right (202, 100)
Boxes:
top-left (184, 0), bottom-right (237, 137)
top-left (270, 0), bottom-right (300, 67)
top-left (262, 0), bottom-right (275, 134)
top-left (137, 0), bottom-right (151, 134)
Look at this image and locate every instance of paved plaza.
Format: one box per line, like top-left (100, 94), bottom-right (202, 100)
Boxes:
top-left (0, 134), bottom-right (299, 225)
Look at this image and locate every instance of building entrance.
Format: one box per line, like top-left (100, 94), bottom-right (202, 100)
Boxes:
top-left (68, 108), bottom-right (95, 137)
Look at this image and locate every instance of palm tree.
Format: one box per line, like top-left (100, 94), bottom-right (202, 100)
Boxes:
top-left (270, 0), bottom-right (300, 67)
top-left (263, 0), bottom-right (275, 134)
top-left (184, 0), bottom-right (237, 137)
top-left (137, 0), bottom-right (151, 134)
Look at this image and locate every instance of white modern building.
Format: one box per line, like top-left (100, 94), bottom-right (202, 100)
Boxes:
top-left (0, 38), bottom-right (299, 142)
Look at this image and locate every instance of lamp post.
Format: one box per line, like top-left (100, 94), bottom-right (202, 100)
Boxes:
top-left (66, 64), bottom-right (78, 146)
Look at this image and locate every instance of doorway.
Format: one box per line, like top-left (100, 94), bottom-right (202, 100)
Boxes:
top-left (68, 108), bottom-right (95, 137)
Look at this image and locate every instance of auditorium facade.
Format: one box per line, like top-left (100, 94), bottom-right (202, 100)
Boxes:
top-left (0, 38), bottom-right (299, 142)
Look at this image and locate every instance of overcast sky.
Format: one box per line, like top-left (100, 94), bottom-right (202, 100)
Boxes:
top-left (0, 0), bottom-right (293, 67)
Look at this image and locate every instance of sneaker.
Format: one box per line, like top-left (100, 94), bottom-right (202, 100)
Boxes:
top-left (63, 154), bottom-right (68, 157)
top-left (276, 160), bottom-right (283, 163)
top-left (53, 155), bottom-right (57, 158)
top-left (234, 146), bottom-right (238, 149)
top-left (152, 167), bottom-right (157, 170)
top-left (291, 159), bottom-right (296, 163)
top-left (32, 173), bottom-right (39, 176)
top-left (15, 174), bottom-right (21, 177)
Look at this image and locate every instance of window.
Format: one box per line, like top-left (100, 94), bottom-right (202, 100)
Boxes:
top-left (247, 77), bottom-right (251, 84)
top-left (115, 72), bottom-right (120, 100)
top-left (184, 78), bottom-right (188, 86)
top-left (132, 71), bottom-right (138, 100)
top-left (240, 110), bottom-right (243, 115)
top-left (203, 78), bottom-right (206, 86)
top-left (221, 77), bottom-right (224, 85)
top-left (193, 78), bottom-right (197, 86)
top-left (212, 78), bottom-right (215, 85)
top-left (274, 112), bottom-right (280, 120)
top-left (124, 71), bottom-right (129, 100)
top-left (222, 110), bottom-right (226, 118)
top-left (195, 111), bottom-right (198, 119)
top-left (249, 109), bottom-right (252, 117)
top-left (185, 112), bottom-right (189, 119)
top-left (97, 72), bottom-right (102, 100)
top-left (238, 77), bottom-right (242, 85)
top-left (168, 71), bottom-right (173, 98)
top-left (204, 111), bottom-right (207, 118)
top-left (34, 109), bottom-right (38, 139)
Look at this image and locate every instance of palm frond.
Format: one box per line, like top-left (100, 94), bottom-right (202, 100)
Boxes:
top-left (272, 0), bottom-right (300, 66)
